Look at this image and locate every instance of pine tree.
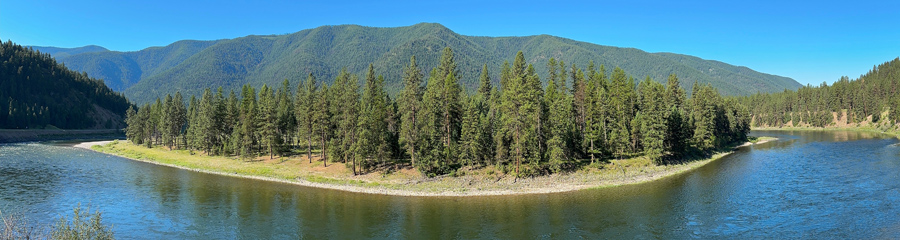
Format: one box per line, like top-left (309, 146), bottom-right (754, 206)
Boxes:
top-left (149, 98), bottom-right (162, 146)
top-left (160, 94), bottom-right (175, 149)
top-left (276, 79), bottom-right (295, 154)
top-left (478, 64), bottom-right (492, 98)
top-left (224, 90), bottom-right (239, 155)
top-left (494, 60), bottom-right (512, 164)
top-left (198, 89), bottom-right (219, 155)
top-left (259, 85), bottom-right (278, 159)
top-left (330, 69), bottom-right (360, 172)
top-left (585, 64), bottom-right (608, 163)
top-left (638, 77), bottom-right (667, 163)
top-left (186, 96), bottom-right (199, 150)
top-left (297, 73), bottom-right (318, 163)
top-left (314, 83), bottom-right (332, 167)
top-left (239, 85), bottom-right (258, 159)
top-left (440, 48), bottom-right (463, 168)
top-left (545, 59), bottom-right (575, 172)
top-left (664, 74), bottom-right (690, 157)
top-left (459, 94), bottom-right (486, 166)
top-left (500, 51), bottom-right (542, 179)
top-left (138, 103), bottom-right (153, 147)
top-left (399, 56), bottom-right (424, 167)
top-left (419, 48), bottom-right (463, 176)
top-left (692, 84), bottom-right (717, 151)
top-left (355, 64), bottom-right (391, 174)
top-left (125, 106), bottom-right (142, 145)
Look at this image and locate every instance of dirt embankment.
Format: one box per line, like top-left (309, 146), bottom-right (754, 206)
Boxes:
top-left (0, 129), bottom-right (123, 143)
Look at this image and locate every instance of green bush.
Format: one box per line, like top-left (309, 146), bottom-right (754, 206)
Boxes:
top-left (51, 206), bottom-right (114, 240)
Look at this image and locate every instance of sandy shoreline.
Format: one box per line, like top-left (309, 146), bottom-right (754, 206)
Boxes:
top-left (74, 139), bottom-right (774, 197)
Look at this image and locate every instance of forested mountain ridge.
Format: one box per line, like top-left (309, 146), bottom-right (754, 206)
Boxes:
top-left (39, 40), bottom-right (223, 91)
top-left (29, 45), bottom-right (108, 58)
top-left (35, 23), bottom-right (801, 104)
top-left (0, 40), bottom-right (133, 129)
top-left (738, 57), bottom-right (900, 130)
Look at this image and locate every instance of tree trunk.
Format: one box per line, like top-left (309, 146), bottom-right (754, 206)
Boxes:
top-left (410, 113), bottom-right (417, 167)
top-left (515, 126), bottom-right (520, 182)
top-left (590, 139), bottom-right (595, 164)
top-left (445, 112), bottom-right (451, 164)
top-left (307, 129), bottom-right (313, 164)
top-left (320, 129), bottom-right (327, 167)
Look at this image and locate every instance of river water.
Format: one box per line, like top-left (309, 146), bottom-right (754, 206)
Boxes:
top-left (1, 131), bottom-right (899, 239)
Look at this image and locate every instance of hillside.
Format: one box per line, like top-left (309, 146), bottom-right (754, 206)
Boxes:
top-left (36, 23), bottom-right (801, 103)
top-left (739, 57), bottom-right (900, 128)
top-left (29, 45), bottom-right (108, 58)
top-left (0, 40), bottom-right (133, 129)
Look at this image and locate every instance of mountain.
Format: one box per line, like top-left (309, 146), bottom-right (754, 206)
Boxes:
top-left (37, 40), bottom-right (222, 92)
top-left (29, 45), bottom-right (108, 58)
top-left (1, 41), bottom-right (132, 129)
top-left (35, 23), bottom-right (802, 104)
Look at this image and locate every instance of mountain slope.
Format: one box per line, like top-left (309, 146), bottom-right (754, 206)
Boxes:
top-left (29, 45), bottom-right (108, 58)
top-left (42, 40), bottom-right (222, 91)
top-left (1, 41), bottom-right (132, 129)
top-left (37, 23), bottom-right (801, 103)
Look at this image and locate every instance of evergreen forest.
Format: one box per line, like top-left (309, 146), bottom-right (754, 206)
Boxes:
top-left (38, 23), bottom-right (800, 103)
top-left (0, 41), bottom-right (132, 129)
top-left (125, 47), bottom-right (752, 177)
top-left (737, 58), bottom-right (900, 130)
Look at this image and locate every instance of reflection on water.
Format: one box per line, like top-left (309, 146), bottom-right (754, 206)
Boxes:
top-left (1, 131), bottom-right (899, 239)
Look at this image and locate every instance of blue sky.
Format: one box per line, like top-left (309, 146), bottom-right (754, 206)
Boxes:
top-left (2, 0), bottom-right (898, 85)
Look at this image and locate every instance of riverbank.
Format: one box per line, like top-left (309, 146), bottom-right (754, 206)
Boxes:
top-left (0, 129), bottom-right (123, 143)
top-left (80, 139), bottom-right (775, 197)
top-left (752, 126), bottom-right (900, 139)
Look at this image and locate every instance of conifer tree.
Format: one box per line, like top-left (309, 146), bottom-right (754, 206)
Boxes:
top-left (639, 77), bottom-right (667, 162)
top-left (297, 73), bottom-right (318, 163)
top-left (239, 85), bottom-right (258, 159)
top-left (356, 64), bottom-right (391, 173)
top-left (664, 74), bottom-right (690, 157)
top-left (501, 51), bottom-right (542, 178)
top-left (125, 106), bottom-right (140, 144)
top-left (419, 48), bottom-right (462, 176)
top-left (691, 83), bottom-right (717, 150)
top-left (399, 56), bottom-right (424, 166)
top-left (545, 59), bottom-right (575, 171)
top-left (314, 83), bottom-right (332, 166)
top-left (276, 79), bottom-right (295, 153)
top-left (259, 85), bottom-right (278, 159)
top-left (330, 69), bottom-right (360, 173)
top-left (139, 103), bottom-right (153, 147)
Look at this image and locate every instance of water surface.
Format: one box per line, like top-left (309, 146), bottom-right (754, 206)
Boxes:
top-left (1, 131), bottom-right (899, 238)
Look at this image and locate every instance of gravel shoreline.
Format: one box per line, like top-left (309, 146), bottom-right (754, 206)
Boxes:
top-left (74, 140), bottom-right (772, 197)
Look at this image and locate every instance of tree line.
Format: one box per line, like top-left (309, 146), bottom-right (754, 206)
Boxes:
top-left (125, 47), bottom-right (750, 177)
top-left (0, 40), bottom-right (132, 129)
top-left (736, 58), bottom-right (900, 129)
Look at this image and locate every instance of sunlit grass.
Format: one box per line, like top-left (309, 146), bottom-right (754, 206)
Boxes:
top-left (92, 140), bottom-right (748, 195)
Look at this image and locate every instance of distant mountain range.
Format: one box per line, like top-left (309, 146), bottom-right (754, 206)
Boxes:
top-left (31, 23), bottom-right (801, 104)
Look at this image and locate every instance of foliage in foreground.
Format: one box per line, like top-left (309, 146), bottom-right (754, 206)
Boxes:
top-left (0, 206), bottom-right (114, 240)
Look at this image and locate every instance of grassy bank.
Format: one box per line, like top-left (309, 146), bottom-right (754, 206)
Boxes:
top-left (752, 126), bottom-right (900, 139)
top-left (88, 139), bottom-right (773, 196)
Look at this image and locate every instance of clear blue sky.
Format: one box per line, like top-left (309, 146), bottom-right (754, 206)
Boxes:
top-left (2, 0), bottom-right (898, 85)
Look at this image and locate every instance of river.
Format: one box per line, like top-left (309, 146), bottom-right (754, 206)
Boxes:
top-left (1, 130), bottom-right (899, 239)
